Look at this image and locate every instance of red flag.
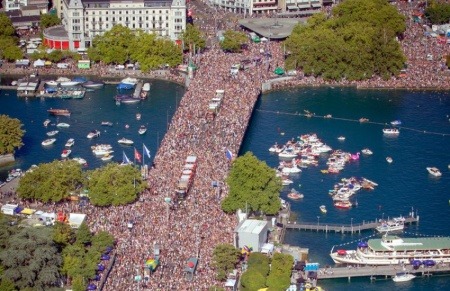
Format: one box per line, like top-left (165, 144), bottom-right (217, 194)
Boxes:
top-left (134, 148), bottom-right (142, 163)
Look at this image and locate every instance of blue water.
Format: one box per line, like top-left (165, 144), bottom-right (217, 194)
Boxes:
top-left (0, 80), bottom-right (184, 180)
top-left (240, 87), bottom-right (450, 290)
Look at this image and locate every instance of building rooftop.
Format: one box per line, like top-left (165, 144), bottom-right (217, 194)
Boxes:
top-left (236, 219), bottom-right (268, 235)
top-left (238, 18), bottom-right (306, 40)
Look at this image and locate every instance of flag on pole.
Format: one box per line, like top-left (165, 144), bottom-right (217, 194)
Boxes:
top-left (122, 151), bottom-right (131, 165)
top-left (143, 144), bottom-right (151, 159)
top-left (134, 148), bottom-right (142, 163)
top-left (225, 149), bottom-right (233, 161)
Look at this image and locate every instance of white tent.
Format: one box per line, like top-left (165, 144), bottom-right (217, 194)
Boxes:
top-left (69, 213), bottom-right (86, 229)
top-left (33, 59), bottom-right (45, 68)
top-left (261, 243), bottom-right (274, 254)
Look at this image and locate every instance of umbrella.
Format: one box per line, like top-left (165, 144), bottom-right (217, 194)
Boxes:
top-left (274, 67), bottom-right (285, 75)
top-left (187, 261), bottom-right (195, 268)
top-left (101, 255), bottom-right (110, 260)
top-left (357, 242), bottom-right (368, 248)
top-left (97, 264), bottom-right (105, 271)
top-left (94, 274), bottom-right (101, 281)
top-left (87, 283), bottom-right (97, 290)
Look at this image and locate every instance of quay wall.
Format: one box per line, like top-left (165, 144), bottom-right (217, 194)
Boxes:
top-left (0, 154), bottom-right (15, 167)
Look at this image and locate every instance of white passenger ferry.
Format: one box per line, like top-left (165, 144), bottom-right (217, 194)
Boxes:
top-left (330, 235), bottom-right (450, 265)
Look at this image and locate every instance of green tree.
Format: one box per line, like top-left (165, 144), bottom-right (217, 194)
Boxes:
top-left (75, 222), bottom-right (92, 246)
top-left (220, 30), bottom-right (248, 53)
top-left (71, 275), bottom-right (86, 291)
top-left (0, 38), bottom-right (23, 61)
top-left (0, 115), bottom-right (25, 155)
top-left (86, 163), bottom-right (145, 206)
top-left (40, 13), bottom-right (62, 29)
top-left (212, 244), bottom-right (240, 281)
top-left (0, 278), bottom-right (15, 291)
top-left (222, 152), bottom-right (282, 215)
top-left (53, 221), bottom-right (74, 247)
top-left (208, 287), bottom-right (225, 291)
top-left (266, 253), bottom-right (293, 290)
top-left (247, 252), bottom-right (270, 277)
top-left (0, 227), bottom-right (62, 291)
top-left (425, 1), bottom-right (450, 24)
top-left (240, 268), bottom-right (266, 291)
top-left (0, 13), bottom-right (15, 37)
top-left (17, 160), bottom-right (85, 202)
top-left (180, 24), bottom-right (206, 51)
top-left (48, 50), bottom-right (64, 63)
top-left (285, 0), bottom-right (406, 81)
top-left (91, 231), bottom-right (115, 253)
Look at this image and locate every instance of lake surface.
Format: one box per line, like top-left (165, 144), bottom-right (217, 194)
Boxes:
top-left (240, 87), bottom-right (450, 290)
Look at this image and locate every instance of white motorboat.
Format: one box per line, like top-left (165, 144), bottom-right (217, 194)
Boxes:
top-left (65, 138), bottom-right (75, 147)
top-left (320, 205), bottom-right (327, 213)
top-left (386, 157), bottom-right (393, 164)
top-left (281, 178), bottom-right (294, 186)
top-left (87, 130), bottom-right (101, 139)
top-left (46, 80), bottom-right (59, 87)
top-left (121, 77), bottom-right (138, 85)
top-left (376, 217), bottom-right (405, 233)
top-left (91, 144), bottom-right (112, 151)
top-left (42, 138), bottom-right (56, 146)
top-left (82, 81), bottom-right (104, 89)
top-left (101, 154), bottom-right (114, 161)
top-left (61, 149), bottom-right (72, 158)
top-left (142, 83), bottom-right (151, 92)
top-left (138, 125), bottom-right (147, 135)
top-left (337, 136), bottom-right (346, 141)
top-left (136, 113), bottom-right (141, 120)
top-left (361, 148), bottom-right (373, 155)
top-left (72, 157), bottom-right (87, 165)
top-left (383, 128), bottom-right (400, 135)
top-left (93, 149), bottom-right (114, 156)
top-left (43, 119), bottom-right (51, 127)
top-left (278, 149), bottom-right (298, 159)
top-left (426, 167), bottom-right (442, 177)
top-left (101, 121), bottom-right (113, 126)
top-left (56, 77), bottom-right (71, 82)
top-left (390, 120), bottom-right (402, 126)
top-left (392, 272), bottom-right (415, 282)
top-left (287, 189), bottom-right (304, 200)
top-left (269, 143), bottom-right (284, 153)
top-left (47, 130), bottom-right (59, 136)
top-left (280, 164), bottom-right (302, 174)
top-left (60, 81), bottom-right (81, 87)
top-left (118, 138), bottom-right (134, 145)
top-left (57, 123), bottom-right (70, 128)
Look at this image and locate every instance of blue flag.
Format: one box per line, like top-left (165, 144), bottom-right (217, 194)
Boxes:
top-left (225, 149), bottom-right (233, 161)
top-left (143, 144), bottom-right (151, 159)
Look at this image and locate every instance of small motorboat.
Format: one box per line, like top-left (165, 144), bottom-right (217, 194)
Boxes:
top-left (73, 157), bottom-right (87, 165)
top-left (359, 118), bottom-right (369, 123)
top-left (46, 80), bottom-right (59, 87)
top-left (43, 119), bottom-right (51, 127)
top-left (138, 125), bottom-right (147, 135)
top-left (42, 138), bottom-right (56, 146)
top-left (386, 157), bottom-right (393, 164)
top-left (101, 121), bottom-right (113, 126)
top-left (287, 188), bottom-right (304, 200)
top-left (383, 128), bottom-right (400, 135)
top-left (118, 138), bottom-right (134, 145)
top-left (136, 113), bottom-right (141, 120)
top-left (426, 167), bottom-right (442, 177)
top-left (87, 130), bottom-right (101, 139)
top-left (47, 130), bottom-right (59, 136)
top-left (101, 154), bottom-right (114, 161)
top-left (338, 136), bottom-right (346, 141)
top-left (121, 77), bottom-right (138, 85)
top-left (324, 114), bottom-right (332, 119)
top-left (334, 200), bottom-right (352, 209)
top-left (65, 138), bottom-right (75, 147)
top-left (82, 81), bottom-right (104, 89)
top-left (390, 120), bottom-right (402, 126)
top-left (361, 148), bottom-right (373, 155)
top-left (56, 123), bottom-right (70, 128)
top-left (320, 205), bottom-right (327, 213)
top-left (392, 272), bottom-right (415, 282)
top-left (61, 149), bottom-right (72, 158)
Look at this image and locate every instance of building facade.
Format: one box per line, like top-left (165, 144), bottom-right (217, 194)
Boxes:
top-left (44, 0), bottom-right (186, 51)
top-left (234, 219), bottom-right (268, 252)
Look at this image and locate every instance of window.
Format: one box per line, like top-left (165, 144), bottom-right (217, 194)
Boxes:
top-left (73, 12), bottom-right (80, 17)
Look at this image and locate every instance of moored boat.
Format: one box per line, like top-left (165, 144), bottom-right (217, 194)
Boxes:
top-left (120, 97), bottom-right (140, 104)
top-left (101, 153), bottom-right (114, 161)
top-left (426, 167), bottom-right (442, 177)
top-left (361, 148), bottom-right (373, 155)
top-left (65, 138), bottom-right (75, 147)
top-left (61, 149), bottom-right (72, 158)
top-left (60, 80), bottom-right (81, 87)
top-left (48, 108), bottom-right (71, 116)
top-left (43, 119), bottom-right (51, 127)
top-left (46, 80), bottom-right (59, 87)
top-left (376, 217), bottom-right (405, 233)
top-left (386, 157), bottom-right (393, 163)
top-left (116, 83), bottom-right (134, 90)
top-left (320, 205), bottom-right (327, 213)
top-left (383, 128), bottom-right (400, 135)
top-left (334, 200), bottom-right (352, 209)
top-left (390, 120), bottom-right (402, 126)
top-left (392, 272), bottom-right (415, 282)
top-left (121, 77), bottom-right (138, 85)
top-left (42, 138), bottom-right (56, 146)
top-left (87, 130), bottom-right (101, 139)
top-left (330, 234), bottom-right (450, 266)
top-left (287, 188), bottom-right (304, 200)
top-left (82, 81), bottom-right (104, 89)
top-left (138, 125), bottom-right (147, 135)
top-left (72, 157), bottom-right (87, 165)
top-left (101, 121), bottom-right (113, 126)
top-left (118, 138), bottom-right (134, 145)
top-left (338, 136), bottom-right (346, 141)
top-left (47, 130), bottom-right (59, 136)
top-left (142, 83), bottom-right (151, 92)
top-left (136, 113), bottom-right (141, 120)
top-left (56, 123), bottom-right (70, 128)
top-left (359, 117), bottom-right (369, 123)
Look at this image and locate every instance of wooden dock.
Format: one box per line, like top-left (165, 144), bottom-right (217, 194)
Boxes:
top-left (133, 80), bottom-right (144, 99)
top-left (285, 215), bottom-right (419, 234)
top-left (315, 263), bottom-right (450, 281)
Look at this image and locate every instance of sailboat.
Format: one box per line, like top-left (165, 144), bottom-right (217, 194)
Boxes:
top-left (121, 151), bottom-right (132, 166)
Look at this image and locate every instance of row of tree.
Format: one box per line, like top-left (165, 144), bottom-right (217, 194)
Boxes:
top-left (425, 0), bottom-right (450, 24)
top-left (0, 215), bottom-right (114, 291)
top-left (17, 160), bottom-right (146, 206)
top-left (0, 115), bottom-right (25, 156)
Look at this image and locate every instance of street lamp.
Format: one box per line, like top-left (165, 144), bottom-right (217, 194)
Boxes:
top-left (351, 218), bottom-right (353, 228)
top-left (317, 216), bottom-right (320, 231)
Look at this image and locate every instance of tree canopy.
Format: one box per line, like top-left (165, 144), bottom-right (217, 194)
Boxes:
top-left (0, 13), bottom-right (15, 38)
top-left (0, 115), bottom-right (25, 155)
top-left (247, 252), bottom-right (270, 277)
top-left (265, 253), bottom-right (293, 290)
top-left (220, 30), bottom-right (248, 53)
top-left (222, 152), bottom-right (282, 215)
top-left (0, 13), bottom-right (23, 61)
top-left (179, 24), bottom-right (206, 52)
top-left (17, 160), bottom-right (84, 202)
top-left (0, 227), bottom-right (62, 291)
top-left (86, 163), bottom-right (145, 206)
top-left (425, 1), bottom-right (450, 24)
top-left (87, 25), bottom-right (182, 71)
top-left (212, 244), bottom-right (240, 281)
top-left (40, 14), bottom-right (62, 29)
top-left (285, 0), bottom-right (406, 80)
top-left (240, 268), bottom-right (266, 291)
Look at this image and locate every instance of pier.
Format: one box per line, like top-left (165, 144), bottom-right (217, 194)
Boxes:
top-left (133, 80), bottom-right (144, 99)
top-left (315, 263), bottom-right (450, 281)
top-left (285, 214), bottom-right (418, 234)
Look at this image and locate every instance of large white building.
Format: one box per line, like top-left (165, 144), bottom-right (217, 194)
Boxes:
top-left (44, 0), bottom-right (186, 51)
